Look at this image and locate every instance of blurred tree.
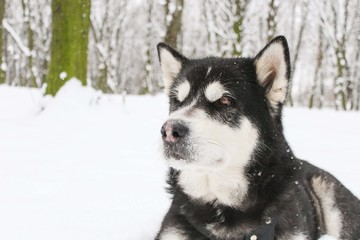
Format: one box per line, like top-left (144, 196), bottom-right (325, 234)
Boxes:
top-left (232, 0), bottom-right (250, 56)
top-left (45, 0), bottom-right (91, 96)
top-left (142, 0), bottom-right (154, 94)
top-left (0, 0), bottom-right (5, 84)
top-left (89, 0), bottom-right (127, 93)
top-left (287, 1), bottom-right (308, 107)
top-left (266, 0), bottom-right (278, 42)
top-left (355, 38), bottom-right (360, 111)
top-left (314, 0), bottom-right (355, 110)
top-left (21, 0), bottom-right (37, 87)
top-left (309, 25), bottom-right (325, 109)
top-left (164, 0), bottom-right (184, 49)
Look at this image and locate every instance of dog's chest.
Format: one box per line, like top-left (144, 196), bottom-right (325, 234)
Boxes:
top-left (180, 203), bottom-right (277, 240)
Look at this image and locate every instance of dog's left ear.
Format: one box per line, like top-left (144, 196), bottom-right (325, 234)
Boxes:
top-left (157, 43), bottom-right (188, 94)
top-left (255, 36), bottom-right (291, 109)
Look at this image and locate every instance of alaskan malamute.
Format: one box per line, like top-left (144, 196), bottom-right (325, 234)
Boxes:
top-left (155, 36), bottom-right (360, 240)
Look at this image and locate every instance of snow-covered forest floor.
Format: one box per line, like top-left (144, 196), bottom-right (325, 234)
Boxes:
top-left (0, 81), bottom-right (359, 240)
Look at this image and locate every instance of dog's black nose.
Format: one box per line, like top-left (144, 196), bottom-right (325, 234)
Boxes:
top-left (161, 120), bottom-right (189, 143)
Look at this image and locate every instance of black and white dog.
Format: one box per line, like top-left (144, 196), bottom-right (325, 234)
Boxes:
top-left (155, 36), bottom-right (360, 240)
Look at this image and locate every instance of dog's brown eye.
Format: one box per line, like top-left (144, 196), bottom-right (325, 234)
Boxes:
top-left (219, 96), bottom-right (232, 106)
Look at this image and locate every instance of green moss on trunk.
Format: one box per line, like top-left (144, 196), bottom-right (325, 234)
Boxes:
top-left (45, 0), bottom-right (91, 96)
top-left (232, 0), bottom-right (247, 56)
top-left (164, 0), bottom-right (184, 49)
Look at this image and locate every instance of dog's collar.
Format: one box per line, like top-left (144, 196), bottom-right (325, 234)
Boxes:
top-left (244, 218), bottom-right (278, 240)
top-left (182, 210), bottom-right (278, 240)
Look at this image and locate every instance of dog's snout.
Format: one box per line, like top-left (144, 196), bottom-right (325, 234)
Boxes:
top-left (161, 120), bottom-right (189, 143)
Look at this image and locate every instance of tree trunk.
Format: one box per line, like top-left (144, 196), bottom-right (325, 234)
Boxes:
top-left (309, 27), bottom-right (324, 109)
top-left (355, 39), bottom-right (360, 111)
top-left (332, 0), bottom-right (351, 110)
top-left (45, 0), bottom-right (91, 96)
top-left (164, 0), bottom-right (184, 49)
top-left (21, 0), bottom-right (37, 88)
top-left (89, 4), bottom-right (112, 94)
top-left (232, 0), bottom-right (250, 56)
top-left (266, 0), bottom-right (278, 42)
top-left (142, 0), bottom-right (153, 95)
top-left (288, 2), bottom-right (308, 107)
top-left (0, 0), bottom-right (5, 84)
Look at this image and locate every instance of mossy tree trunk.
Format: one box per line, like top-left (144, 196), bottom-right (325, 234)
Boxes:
top-left (232, 0), bottom-right (250, 56)
top-left (0, 0), bottom-right (6, 84)
top-left (45, 0), bottom-right (91, 96)
top-left (164, 0), bottom-right (184, 49)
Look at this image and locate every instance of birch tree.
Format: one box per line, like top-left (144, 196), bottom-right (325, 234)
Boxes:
top-left (143, 0), bottom-right (154, 94)
top-left (355, 41), bottom-right (360, 110)
top-left (0, 0), bottom-right (6, 84)
top-left (21, 0), bottom-right (36, 87)
top-left (201, 0), bottom-right (245, 57)
top-left (89, 0), bottom-right (126, 93)
top-left (286, 1), bottom-right (308, 106)
top-left (309, 26), bottom-right (326, 109)
top-left (266, 0), bottom-right (278, 42)
top-left (312, 0), bottom-right (358, 110)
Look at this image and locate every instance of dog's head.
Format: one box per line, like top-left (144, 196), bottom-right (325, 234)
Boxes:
top-left (158, 36), bottom-right (291, 171)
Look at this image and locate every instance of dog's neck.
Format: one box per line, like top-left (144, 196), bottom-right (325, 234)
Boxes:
top-left (177, 163), bottom-right (249, 208)
top-left (174, 141), bottom-right (291, 209)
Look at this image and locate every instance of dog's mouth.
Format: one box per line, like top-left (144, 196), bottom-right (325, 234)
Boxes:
top-left (162, 138), bottom-right (194, 162)
top-left (161, 137), bottom-right (228, 170)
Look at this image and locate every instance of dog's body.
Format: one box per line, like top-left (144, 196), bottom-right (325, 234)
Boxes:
top-left (155, 36), bottom-right (360, 240)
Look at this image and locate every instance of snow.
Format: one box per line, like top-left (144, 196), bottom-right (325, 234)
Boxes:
top-left (2, 19), bottom-right (31, 57)
top-left (59, 71), bottom-right (67, 80)
top-left (0, 62), bottom-right (7, 71)
top-left (0, 80), bottom-right (359, 239)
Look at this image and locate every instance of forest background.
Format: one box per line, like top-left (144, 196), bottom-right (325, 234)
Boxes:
top-left (0, 0), bottom-right (359, 110)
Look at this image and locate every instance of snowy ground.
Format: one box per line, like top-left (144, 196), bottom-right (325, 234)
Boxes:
top-left (0, 81), bottom-right (359, 240)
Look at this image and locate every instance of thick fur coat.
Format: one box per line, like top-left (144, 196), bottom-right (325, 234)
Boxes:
top-left (155, 36), bottom-right (360, 240)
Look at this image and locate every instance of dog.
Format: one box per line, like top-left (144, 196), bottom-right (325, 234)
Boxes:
top-left (155, 36), bottom-right (360, 240)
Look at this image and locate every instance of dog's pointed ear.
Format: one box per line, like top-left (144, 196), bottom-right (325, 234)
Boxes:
top-left (255, 36), bottom-right (291, 109)
top-left (157, 43), bottom-right (188, 94)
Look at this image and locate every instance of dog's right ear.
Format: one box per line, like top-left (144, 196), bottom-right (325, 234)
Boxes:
top-left (157, 43), bottom-right (188, 94)
top-left (255, 36), bottom-right (291, 112)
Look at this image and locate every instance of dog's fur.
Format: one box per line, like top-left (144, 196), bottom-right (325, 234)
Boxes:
top-left (155, 36), bottom-right (360, 240)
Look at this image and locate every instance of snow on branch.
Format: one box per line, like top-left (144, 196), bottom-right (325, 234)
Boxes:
top-left (2, 19), bottom-right (31, 57)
